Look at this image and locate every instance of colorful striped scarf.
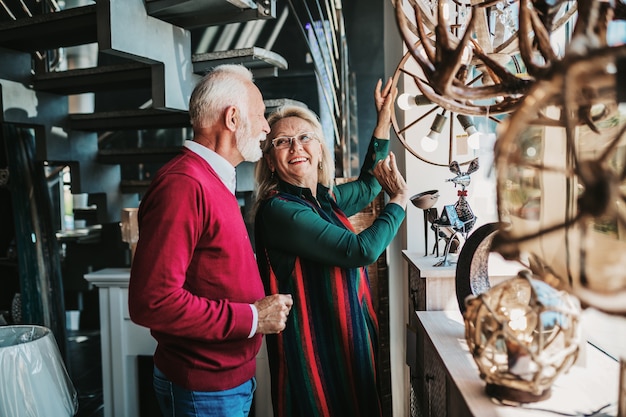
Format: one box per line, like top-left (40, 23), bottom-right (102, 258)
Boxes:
top-left (257, 192), bottom-right (383, 417)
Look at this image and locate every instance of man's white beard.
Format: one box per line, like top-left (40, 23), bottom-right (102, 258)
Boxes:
top-left (236, 122), bottom-right (264, 162)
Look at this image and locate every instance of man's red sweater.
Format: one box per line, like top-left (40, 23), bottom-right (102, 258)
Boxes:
top-left (129, 148), bottom-right (265, 391)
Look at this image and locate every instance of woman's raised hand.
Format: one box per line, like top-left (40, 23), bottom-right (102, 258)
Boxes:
top-left (373, 78), bottom-right (397, 140)
top-left (373, 151), bottom-right (409, 209)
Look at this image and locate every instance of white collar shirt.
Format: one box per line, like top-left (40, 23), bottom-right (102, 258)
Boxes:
top-left (184, 140), bottom-right (237, 195)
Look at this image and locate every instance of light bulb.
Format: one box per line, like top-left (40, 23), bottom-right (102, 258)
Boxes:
top-left (397, 93), bottom-right (414, 110)
top-left (508, 308), bottom-right (528, 333)
top-left (467, 126), bottom-right (481, 149)
top-left (421, 131), bottom-right (439, 152)
top-left (456, 114), bottom-right (481, 149)
top-left (420, 112), bottom-right (447, 153)
top-left (397, 93), bottom-right (431, 110)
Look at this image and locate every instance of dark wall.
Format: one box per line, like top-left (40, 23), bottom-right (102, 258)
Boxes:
top-left (255, 0), bottom-right (386, 166)
top-left (344, 0), bottom-right (386, 163)
top-left (0, 129), bottom-right (19, 316)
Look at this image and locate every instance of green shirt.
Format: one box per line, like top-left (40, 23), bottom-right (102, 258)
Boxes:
top-left (257, 137), bottom-right (405, 275)
top-left (254, 136), bottom-right (406, 417)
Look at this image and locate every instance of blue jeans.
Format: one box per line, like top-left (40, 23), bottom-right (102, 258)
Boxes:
top-left (153, 366), bottom-right (256, 417)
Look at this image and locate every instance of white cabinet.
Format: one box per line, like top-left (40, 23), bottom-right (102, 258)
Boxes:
top-left (84, 268), bottom-right (155, 417)
top-left (402, 251), bottom-right (519, 312)
top-left (85, 268), bottom-right (273, 417)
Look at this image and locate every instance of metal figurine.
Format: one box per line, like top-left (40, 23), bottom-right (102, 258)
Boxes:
top-left (431, 158), bottom-right (479, 267)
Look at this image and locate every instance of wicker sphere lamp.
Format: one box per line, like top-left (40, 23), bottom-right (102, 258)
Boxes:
top-left (463, 269), bottom-right (582, 403)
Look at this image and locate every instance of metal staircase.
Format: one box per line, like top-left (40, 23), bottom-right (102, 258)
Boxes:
top-left (0, 0), bottom-right (289, 224)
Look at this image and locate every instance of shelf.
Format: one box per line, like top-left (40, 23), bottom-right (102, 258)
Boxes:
top-left (193, 47), bottom-right (288, 78)
top-left (146, 0), bottom-right (274, 29)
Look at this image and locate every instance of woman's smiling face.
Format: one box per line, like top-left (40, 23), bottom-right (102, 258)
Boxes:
top-left (266, 116), bottom-right (323, 192)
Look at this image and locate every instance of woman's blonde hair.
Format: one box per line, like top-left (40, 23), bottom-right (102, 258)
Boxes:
top-left (251, 105), bottom-right (335, 217)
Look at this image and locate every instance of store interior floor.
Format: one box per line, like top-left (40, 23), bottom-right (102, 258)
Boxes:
top-left (67, 328), bottom-right (104, 417)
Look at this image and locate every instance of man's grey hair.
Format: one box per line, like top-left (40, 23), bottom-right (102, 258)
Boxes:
top-left (188, 64), bottom-right (254, 130)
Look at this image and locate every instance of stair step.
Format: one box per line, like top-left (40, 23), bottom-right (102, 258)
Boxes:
top-left (120, 179), bottom-right (152, 194)
top-left (0, 5), bottom-right (97, 52)
top-left (73, 207), bottom-right (99, 226)
top-left (68, 98), bottom-right (303, 132)
top-left (34, 63), bottom-right (153, 95)
top-left (146, 0), bottom-right (274, 29)
top-left (264, 98), bottom-right (308, 113)
top-left (98, 146), bottom-right (182, 164)
top-left (193, 47), bottom-right (287, 78)
top-left (69, 109), bottom-right (190, 131)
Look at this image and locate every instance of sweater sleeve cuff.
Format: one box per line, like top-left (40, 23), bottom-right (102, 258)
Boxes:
top-left (362, 137), bottom-right (390, 174)
top-left (248, 304), bottom-right (258, 338)
top-left (386, 201), bottom-right (407, 219)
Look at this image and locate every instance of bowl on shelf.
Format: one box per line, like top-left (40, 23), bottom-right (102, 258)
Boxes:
top-left (410, 189), bottom-right (440, 210)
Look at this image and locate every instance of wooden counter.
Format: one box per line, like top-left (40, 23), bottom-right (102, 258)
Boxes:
top-left (414, 310), bottom-right (620, 417)
top-left (402, 251), bottom-right (520, 312)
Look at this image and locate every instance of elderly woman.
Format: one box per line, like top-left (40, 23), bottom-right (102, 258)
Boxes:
top-left (252, 78), bottom-right (408, 417)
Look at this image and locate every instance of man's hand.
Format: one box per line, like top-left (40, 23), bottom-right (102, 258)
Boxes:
top-left (254, 294), bottom-right (293, 334)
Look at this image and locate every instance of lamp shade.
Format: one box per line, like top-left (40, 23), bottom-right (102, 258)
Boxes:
top-left (410, 189), bottom-right (440, 209)
top-left (0, 325), bottom-right (78, 417)
top-left (463, 270), bottom-right (581, 403)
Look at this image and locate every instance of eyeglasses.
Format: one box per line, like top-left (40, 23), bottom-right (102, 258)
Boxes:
top-left (270, 132), bottom-right (317, 149)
